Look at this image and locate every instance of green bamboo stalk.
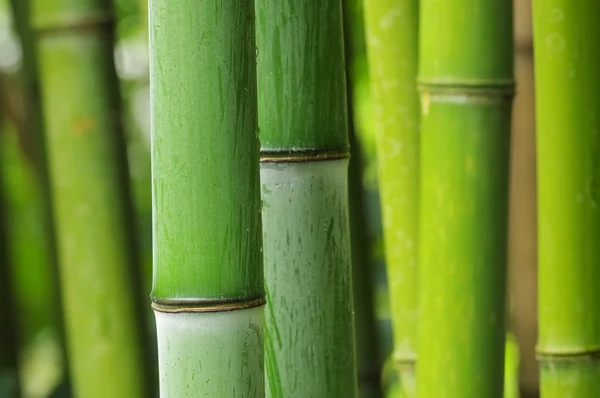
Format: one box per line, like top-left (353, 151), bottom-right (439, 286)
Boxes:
top-left (149, 1), bottom-right (264, 396)
top-left (255, 0), bottom-right (358, 396)
top-left (362, 1), bottom-right (419, 396)
top-left (416, 1), bottom-right (513, 397)
top-left (533, 1), bottom-right (600, 396)
top-left (31, 0), bottom-right (152, 396)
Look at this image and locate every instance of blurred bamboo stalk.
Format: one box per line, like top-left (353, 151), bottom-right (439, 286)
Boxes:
top-left (30, 0), bottom-right (153, 396)
top-left (362, 1), bottom-right (420, 395)
top-left (9, 0), bottom-right (67, 365)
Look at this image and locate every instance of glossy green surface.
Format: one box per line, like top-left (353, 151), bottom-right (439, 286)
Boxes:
top-left (150, 0), bottom-right (263, 302)
top-left (417, 100), bottom-right (511, 398)
top-left (419, 0), bottom-right (513, 84)
top-left (33, 27), bottom-right (150, 398)
top-left (363, 1), bottom-right (419, 396)
top-left (255, 0), bottom-right (348, 152)
top-left (261, 161), bottom-right (357, 397)
top-left (534, 0), bottom-right (600, 394)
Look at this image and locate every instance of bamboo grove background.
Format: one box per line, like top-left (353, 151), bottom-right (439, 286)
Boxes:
top-left (0, 0), bottom-right (589, 397)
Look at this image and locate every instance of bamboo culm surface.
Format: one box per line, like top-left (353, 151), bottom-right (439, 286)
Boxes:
top-left (363, 0), bottom-right (419, 395)
top-left (255, 0), bottom-right (358, 396)
top-left (150, 0), bottom-right (265, 396)
top-left (534, 1), bottom-right (600, 396)
top-left (31, 0), bottom-right (152, 396)
top-left (416, 0), bottom-right (514, 397)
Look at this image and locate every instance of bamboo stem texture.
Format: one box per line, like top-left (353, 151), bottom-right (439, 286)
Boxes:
top-left (150, 0), bottom-right (265, 396)
top-left (255, 0), bottom-right (358, 396)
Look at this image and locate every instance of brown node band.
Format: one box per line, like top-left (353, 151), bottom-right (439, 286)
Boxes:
top-left (151, 296), bottom-right (266, 314)
top-left (260, 150), bottom-right (350, 163)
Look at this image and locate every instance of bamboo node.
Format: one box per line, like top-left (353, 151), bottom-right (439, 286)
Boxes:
top-left (151, 296), bottom-right (266, 313)
top-left (260, 149), bottom-right (350, 163)
top-left (536, 348), bottom-right (600, 364)
top-left (418, 79), bottom-right (515, 104)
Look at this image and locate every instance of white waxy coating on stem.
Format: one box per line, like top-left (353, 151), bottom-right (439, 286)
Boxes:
top-left (154, 306), bottom-right (264, 397)
top-left (260, 159), bottom-right (357, 397)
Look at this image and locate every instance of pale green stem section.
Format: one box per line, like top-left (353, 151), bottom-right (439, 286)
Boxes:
top-left (154, 307), bottom-right (264, 398)
top-left (261, 160), bottom-right (358, 397)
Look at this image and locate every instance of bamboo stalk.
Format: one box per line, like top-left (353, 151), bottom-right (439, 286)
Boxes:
top-left (149, 1), bottom-right (264, 396)
top-left (362, 1), bottom-right (419, 396)
top-left (533, 1), bottom-right (600, 396)
top-left (31, 0), bottom-right (152, 396)
top-left (255, 0), bottom-right (358, 396)
top-left (416, 1), bottom-right (514, 397)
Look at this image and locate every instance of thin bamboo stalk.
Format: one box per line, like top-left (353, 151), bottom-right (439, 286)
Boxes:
top-left (362, 1), bottom-right (419, 396)
top-left (255, 0), bottom-right (358, 396)
top-left (533, 1), bottom-right (600, 396)
top-left (31, 0), bottom-right (152, 396)
top-left (149, 1), bottom-right (264, 396)
top-left (416, 0), bottom-right (514, 397)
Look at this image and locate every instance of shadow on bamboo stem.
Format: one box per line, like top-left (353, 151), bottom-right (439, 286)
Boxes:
top-left (0, 158), bottom-right (22, 398)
